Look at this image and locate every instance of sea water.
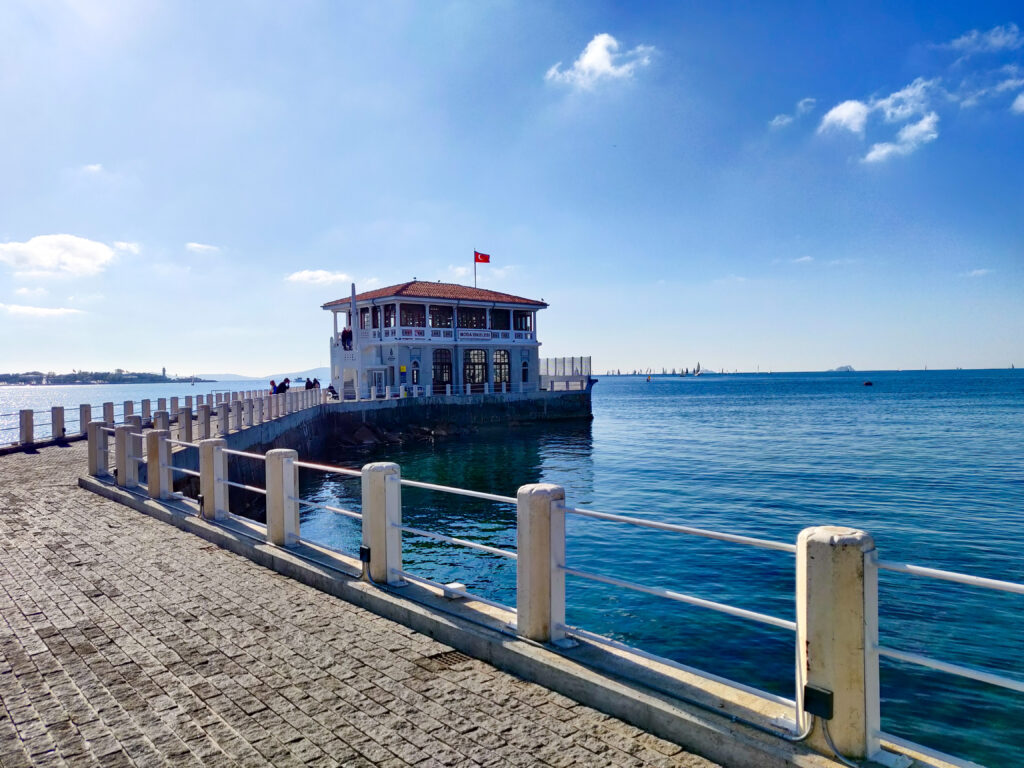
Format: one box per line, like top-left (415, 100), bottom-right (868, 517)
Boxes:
top-left (297, 370), bottom-right (1024, 766)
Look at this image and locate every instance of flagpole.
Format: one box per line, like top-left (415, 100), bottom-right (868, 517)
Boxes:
top-left (474, 250), bottom-right (477, 288)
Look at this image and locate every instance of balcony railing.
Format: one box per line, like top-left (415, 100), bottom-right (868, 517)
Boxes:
top-left (340, 328), bottom-right (536, 345)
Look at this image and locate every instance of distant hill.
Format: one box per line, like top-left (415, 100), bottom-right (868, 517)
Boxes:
top-left (829, 365), bottom-right (856, 372)
top-left (197, 367), bottom-right (330, 383)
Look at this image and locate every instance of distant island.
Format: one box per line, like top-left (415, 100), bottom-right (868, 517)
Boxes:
top-left (0, 369), bottom-right (213, 386)
top-left (829, 365), bottom-right (856, 372)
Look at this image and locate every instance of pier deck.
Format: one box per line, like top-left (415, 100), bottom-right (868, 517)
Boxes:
top-left (0, 443), bottom-right (716, 768)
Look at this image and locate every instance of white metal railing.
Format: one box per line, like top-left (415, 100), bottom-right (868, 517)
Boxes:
top-left (79, 427), bottom-right (1019, 766)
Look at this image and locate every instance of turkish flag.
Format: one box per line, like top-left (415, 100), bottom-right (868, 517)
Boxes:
top-left (474, 251), bottom-right (490, 263)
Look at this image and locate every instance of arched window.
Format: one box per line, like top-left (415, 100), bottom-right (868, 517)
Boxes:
top-left (463, 349), bottom-right (487, 393)
top-left (494, 350), bottom-right (510, 386)
top-left (432, 349), bottom-right (452, 394)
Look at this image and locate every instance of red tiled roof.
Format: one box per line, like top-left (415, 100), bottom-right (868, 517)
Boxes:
top-left (322, 281), bottom-right (547, 309)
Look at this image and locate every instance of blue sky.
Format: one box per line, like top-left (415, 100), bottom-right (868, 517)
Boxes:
top-left (0, 1), bottom-right (1021, 375)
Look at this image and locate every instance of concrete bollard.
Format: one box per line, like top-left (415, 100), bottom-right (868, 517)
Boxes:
top-left (243, 399), bottom-right (253, 428)
top-left (153, 410), bottom-right (170, 432)
top-left (50, 406), bottom-right (65, 440)
top-left (253, 398), bottom-right (263, 425)
top-left (197, 404), bottom-right (211, 439)
top-left (157, 398), bottom-right (167, 412)
top-left (147, 430), bottom-right (172, 500)
top-left (115, 424), bottom-right (138, 488)
top-left (185, 395), bottom-right (192, 409)
top-left (79, 404), bottom-right (91, 436)
top-left (266, 449), bottom-right (300, 547)
top-left (19, 410), bottom-right (34, 445)
top-left (141, 399), bottom-right (151, 421)
top-left (385, 386), bottom-right (392, 399)
top-left (170, 397), bottom-right (179, 415)
top-left (199, 438), bottom-right (228, 520)
top-left (232, 400), bottom-right (242, 431)
top-left (796, 526), bottom-right (879, 759)
top-left (516, 483), bottom-right (567, 644)
top-left (196, 394), bottom-right (204, 406)
top-left (178, 407), bottom-right (193, 443)
top-left (126, 415), bottom-right (143, 463)
top-left (103, 402), bottom-right (115, 425)
top-left (399, 385), bottom-right (406, 398)
top-left (87, 421), bottom-right (110, 476)
top-left (217, 404), bottom-right (229, 437)
top-left (123, 400), bottom-right (134, 418)
top-left (361, 462), bottom-right (403, 585)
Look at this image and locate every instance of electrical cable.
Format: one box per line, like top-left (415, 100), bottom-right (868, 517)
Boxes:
top-left (822, 718), bottom-right (862, 768)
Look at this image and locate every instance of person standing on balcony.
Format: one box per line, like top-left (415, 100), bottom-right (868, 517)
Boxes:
top-left (341, 326), bottom-right (352, 350)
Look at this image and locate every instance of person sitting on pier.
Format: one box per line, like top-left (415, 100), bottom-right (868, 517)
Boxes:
top-left (326, 384), bottom-right (338, 399)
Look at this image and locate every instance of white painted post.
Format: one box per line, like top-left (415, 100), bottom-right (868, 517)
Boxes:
top-left (215, 393), bottom-right (222, 405)
top-left (254, 398), bottom-right (263, 425)
top-left (370, 385), bottom-right (378, 400)
top-left (243, 398), bottom-right (253, 428)
top-left (446, 384), bottom-right (452, 396)
top-left (199, 438), bottom-right (228, 520)
top-left (232, 400), bottom-right (242, 431)
top-left (147, 430), bottom-right (172, 500)
top-left (385, 385), bottom-right (392, 399)
top-left (115, 424), bottom-right (138, 488)
top-left (178, 407), bottom-right (193, 443)
top-left (18, 410), bottom-right (33, 445)
top-left (154, 410), bottom-right (170, 432)
top-left (516, 483), bottom-right (567, 644)
top-left (361, 462), bottom-right (403, 584)
top-left (79, 404), bottom-right (91, 436)
top-left (141, 399), bottom-right (151, 421)
top-left (87, 421), bottom-right (109, 476)
top-left (197, 404), bottom-right (211, 439)
top-left (157, 397), bottom-right (167, 412)
top-left (217, 404), bottom-right (229, 437)
top-left (399, 384), bottom-right (406, 398)
top-left (123, 400), bottom-right (134, 418)
top-left (103, 402), bottom-right (115, 425)
top-left (266, 449), bottom-right (300, 547)
top-left (796, 526), bottom-right (878, 760)
top-left (51, 406), bottom-right (65, 440)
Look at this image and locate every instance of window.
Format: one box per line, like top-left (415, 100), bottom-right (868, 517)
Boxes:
top-left (432, 349), bottom-right (452, 394)
top-left (522, 360), bottom-right (529, 383)
top-left (494, 350), bottom-right (510, 384)
top-left (400, 303), bottom-right (426, 327)
top-left (430, 305), bottom-right (453, 328)
top-left (513, 311), bottom-right (533, 331)
top-left (411, 361), bottom-right (420, 385)
top-left (463, 349), bottom-right (487, 392)
top-left (360, 307), bottom-right (369, 330)
top-left (383, 304), bottom-right (396, 328)
top-left (457, 307), bottom-right (487, 329)
top-left (490, 309), bottom-right (510, 330)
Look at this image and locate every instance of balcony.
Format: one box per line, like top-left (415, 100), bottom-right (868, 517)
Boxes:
top-left (340, 328), bottom-right (536, 345)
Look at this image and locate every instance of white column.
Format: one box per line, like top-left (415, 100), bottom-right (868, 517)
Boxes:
top-left (10, 410), bottom-right (28, 445)
top-left (185, 395), bottom-right (193, 409)
top-left (199, 438), bottom-right (228, 520)
top-left (217, 404), bottom-right (229, 437)
top-left (115, 424), bottom-right (138, 488)
top-left (87, 421), bottom-right (109, 476)
top-left (516, 483), bottom-right (567, 644)
top-left (157, 397), bottom-right (167, 412)
top-left (361, 462), bottom-right (403, 585)
top-left (232, 400), bottom-right (242, 431)
top-left (196, 405), bottom-right (211, 439)
top-left (266, 449), bottom-right (300, 547)
top-left (78, 404), bottom-right (92, 436)
top-left (170, 397), bottom-right (179, 414)
top-left (126, 415), bottom-right (143, 464)
top-left (243, 399), bottom-right (253, 427)
top-left (50, 406), bottom-right (65, 440)
top-left (254, 398), bottom-right (264, 425)
top-left (796, 526), bottom-right (878, 759)
top-left (147, 430), bottom-right (172, 500)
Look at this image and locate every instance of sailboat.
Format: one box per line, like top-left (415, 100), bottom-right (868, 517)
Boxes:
top-left (694, 362), bottom-right (703, 376)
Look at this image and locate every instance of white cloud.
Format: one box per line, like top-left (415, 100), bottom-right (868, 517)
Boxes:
top-left (284, 270), bottom-right (351, 285)
top-left (448, 265), bottom-right (470, 278)
top-left (546, 33), bottom-right (654, 90)
top-left (874, 78), bottom-right (937, 122)
top-left (1013, 93), bottom-right (1024, 114)
top-left (14, 287), bottom-right (48, 297)
top-left (863, 112), bottom-right (939, 163)
top-left (0, 303), bottom-right (84, 317)
top-left (818, 100), bottom-right (871, 134)
top-left (792, 256), bottom-right (814, 263)
top-left (770, 97), bottom-right (816, 128)
top-left (82, 163), bottom-right (104, 173)
top-left (948, 23), bottom-right (1022, 55)
top-left (769, 114), bottom-right (794, 128)
top-left (962, 268), bottom-right (992, 277)
top-left (185, 242), bottom-right (220, 254)
top-left (0, 234), bottom-right (115, 278)
top-left (797, 97), bottom-right (817, 114)
top-left (113, 241), bottom-right (140, 254)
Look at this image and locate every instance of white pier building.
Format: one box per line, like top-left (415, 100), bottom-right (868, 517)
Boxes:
top-left (323, 281), bottom-right (547, 399)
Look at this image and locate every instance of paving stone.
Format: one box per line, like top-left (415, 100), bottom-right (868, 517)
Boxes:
top-left (0, 442), bottom-right (721, 768)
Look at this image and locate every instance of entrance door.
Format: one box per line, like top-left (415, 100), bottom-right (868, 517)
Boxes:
top-left (432, 349), bottom-right (452, 394)
top-left (371, 370), bottom-right (386, 397)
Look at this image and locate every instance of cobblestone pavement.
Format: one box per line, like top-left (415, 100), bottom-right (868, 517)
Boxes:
top-left (0, 443), bottom-right (719, 767)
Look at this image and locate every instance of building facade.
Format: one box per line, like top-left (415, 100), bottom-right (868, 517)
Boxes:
top-left (323, 281), bottom-right (546, 399)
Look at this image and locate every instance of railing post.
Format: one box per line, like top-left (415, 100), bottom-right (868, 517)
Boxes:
top-left (115, 424), bottom-right (138, 488)
top-left (170, 397), bottom-right (179, 414)
top-left (185, 395), bottom-right (192, 409)
top-left (87, 421), bottom-right (109, 476)
top-left (147, 430), bottom-right (172, 499)
top-left (266, 449), bottom-right (299, 547)
top-left (217, 404), bottom-right (229, 437)
top-left (157, 397), bottom-right (167, 412)
top-left (178, 407), bottom-right (193, 443)
top-left (141, 399), bottom-right (151, 422)
top-left (254, 398), bottom-right (263, 425)
top-left (103, 401), bottom-right (115, 425)
top-left (123, 400), bottom-right (134, 418)
top-left (232, 400), bottom-right (242, 431)
top-left (126, 415), bottom-right (143, 463)
top-left (18, 409), bottom-right (34, 445)
top-left (199, 438), bottom-right (228, 520)
top-left (361, 462), bottom-right (403, 584)
top-left (243, 398), bottom-right (253, 427)
top-left (153, 410), bottom-right (170, 432)
top-left (78, 404), bottom-right (91, 436)
top-left (516, 483), bottom-right (567, 644)
top-left (50, 406), bottom-right (65, 440)
top-left (197, 404), bottom-right (210, 439)
top-left (796, 526), bottom-right (878, 760)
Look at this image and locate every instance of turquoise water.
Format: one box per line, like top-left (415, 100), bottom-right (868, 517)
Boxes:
top-left (297, 370), bottom-right (1024, 766)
